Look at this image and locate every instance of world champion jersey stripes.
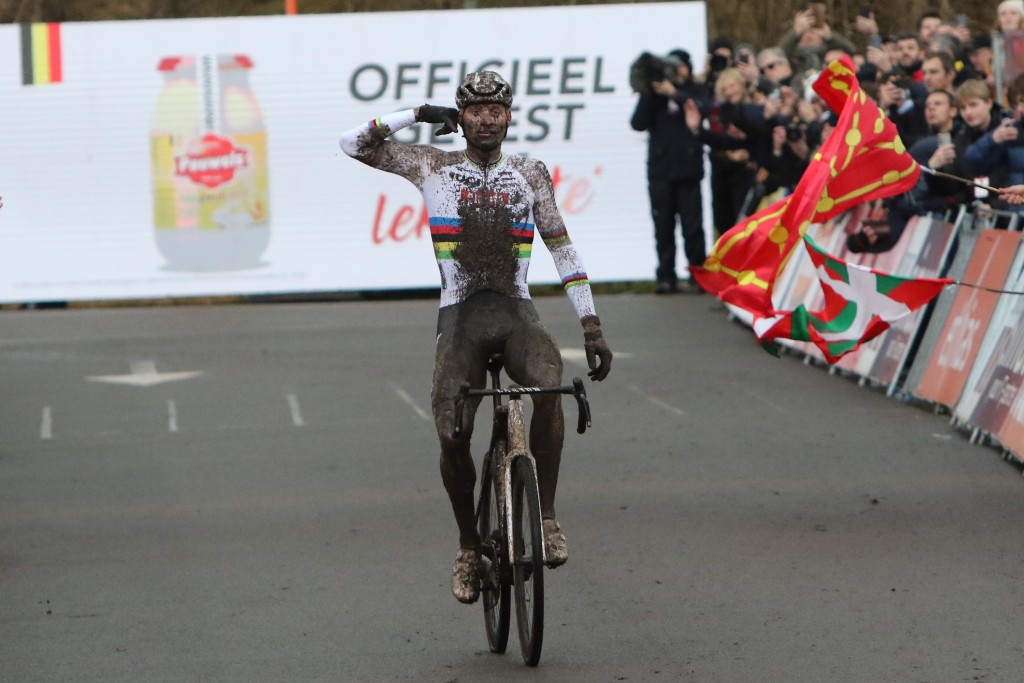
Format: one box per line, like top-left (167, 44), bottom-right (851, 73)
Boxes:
top-left (340, 111), bottom-right (596, 319)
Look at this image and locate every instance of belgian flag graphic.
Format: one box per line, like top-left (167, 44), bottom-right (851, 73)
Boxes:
top-left (20, 23), bottom-right (63, 86)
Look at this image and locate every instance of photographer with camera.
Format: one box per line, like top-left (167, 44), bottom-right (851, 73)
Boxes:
top-left (758, 115), bottom-right (811, 202)
top-left (700, 35), bottom-right (734, 92)
top-left (877, 70), bottom-right (929, 148)
top-left (630, 49), bottom-right (712, 293)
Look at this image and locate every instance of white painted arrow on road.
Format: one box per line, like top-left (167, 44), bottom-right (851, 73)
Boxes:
top-left (87, 360), bottom-right (204, 387)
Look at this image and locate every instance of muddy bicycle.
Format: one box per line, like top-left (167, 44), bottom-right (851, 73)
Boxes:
top-left (454, 353), bottom-right (591, 666)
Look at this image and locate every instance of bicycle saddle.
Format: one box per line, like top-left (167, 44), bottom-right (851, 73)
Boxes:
top-left (487, 353), bottom-right (504, 374)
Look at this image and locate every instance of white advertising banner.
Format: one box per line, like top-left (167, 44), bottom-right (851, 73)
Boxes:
top-left (0, 3), bottom-right (707, 303)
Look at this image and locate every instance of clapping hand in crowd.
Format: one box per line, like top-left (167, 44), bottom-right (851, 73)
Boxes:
top-left (684, 98), bottom-right (702, 133)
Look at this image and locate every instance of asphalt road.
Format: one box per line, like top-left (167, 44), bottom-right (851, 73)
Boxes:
top-left (1, 293), bottom-right (1022, 683)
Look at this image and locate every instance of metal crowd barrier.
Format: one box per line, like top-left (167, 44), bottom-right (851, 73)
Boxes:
top-left (736, 203), bottom-right (1024, 467)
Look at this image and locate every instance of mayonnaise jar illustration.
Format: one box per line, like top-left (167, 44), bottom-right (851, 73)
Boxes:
top-left (151, 54), bottom-right (270, 271)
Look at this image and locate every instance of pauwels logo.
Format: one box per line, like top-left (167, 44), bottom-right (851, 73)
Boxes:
top-left (173, 54), bottom-right (248, 189)
top-left (175, 134), bottom-right (249, 188)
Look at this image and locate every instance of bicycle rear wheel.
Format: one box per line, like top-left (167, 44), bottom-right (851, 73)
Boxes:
top-left (478, 450), bottom-right (510, 653)
top-left (511, 455), bottom-right (544, 666)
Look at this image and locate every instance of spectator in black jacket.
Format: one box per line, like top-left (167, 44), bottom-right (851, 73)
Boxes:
top-left (877, 70), bottom-right (930, 148)
top-left (955, 79), bottom-right (1007, 208)
top-left (630, 49), bottom-right (712, 293)
top-left (849, 89), bottom-right (963, 254)
top-left (909, 90), bottom-right (973, 213)
top-left (706, 68), bottom-right (760, 240)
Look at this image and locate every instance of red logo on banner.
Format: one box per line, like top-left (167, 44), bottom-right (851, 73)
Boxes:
top-left (175, 134), bottom-right (249, 188)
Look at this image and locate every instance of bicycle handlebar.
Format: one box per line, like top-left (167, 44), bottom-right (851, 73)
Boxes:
top-left (453, 378), bottom-right (592, 437)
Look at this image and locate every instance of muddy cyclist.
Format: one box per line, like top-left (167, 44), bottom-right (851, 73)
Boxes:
top-left (339, 70), bottom-right (613, 604)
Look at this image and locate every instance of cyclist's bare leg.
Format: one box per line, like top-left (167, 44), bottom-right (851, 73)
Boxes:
top-left (431, 334), bottom-right (487, 552)
top-left (432, 328), bottom-right (490, 603)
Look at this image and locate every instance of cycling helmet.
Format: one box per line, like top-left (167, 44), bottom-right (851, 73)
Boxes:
top-left (455, 70), bottom-right (513, 109)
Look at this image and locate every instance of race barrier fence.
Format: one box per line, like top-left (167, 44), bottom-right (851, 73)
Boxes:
top-left (747, 205), bottom-right (1024, 467)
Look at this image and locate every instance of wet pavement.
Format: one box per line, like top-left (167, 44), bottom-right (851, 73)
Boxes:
top-left (1, 293), bottom-right (1021, 682)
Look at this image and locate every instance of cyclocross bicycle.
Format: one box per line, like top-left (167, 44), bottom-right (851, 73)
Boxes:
top-left (454, 353), bottom-right (591, 666)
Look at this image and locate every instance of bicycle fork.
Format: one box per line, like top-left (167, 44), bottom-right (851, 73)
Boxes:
top-left (502, 399), bottom-right (545, 569)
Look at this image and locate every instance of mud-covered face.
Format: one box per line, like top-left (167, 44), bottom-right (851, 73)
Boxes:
top-left (460, 103), bottom-right (512, 157)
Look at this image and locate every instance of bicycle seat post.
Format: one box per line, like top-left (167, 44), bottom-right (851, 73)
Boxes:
top-left (487, 353), bottom-right (504, 392)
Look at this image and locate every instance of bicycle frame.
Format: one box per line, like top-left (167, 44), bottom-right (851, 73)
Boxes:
top-left (459, 362), bottom-right (590, 568)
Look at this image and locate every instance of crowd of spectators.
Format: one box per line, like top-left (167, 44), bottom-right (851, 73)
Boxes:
top-left (631, 1), bottom-right (1024, 288)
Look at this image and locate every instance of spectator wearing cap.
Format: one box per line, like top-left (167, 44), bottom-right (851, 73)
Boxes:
top-left (709, 35), bottom-right (733, 60)
top-left (969, 34), bottom-right (994, 82)
top-left (998, 0), bottom-right (1024, 33)
top-left (701, 35), bottom-right (734, 91)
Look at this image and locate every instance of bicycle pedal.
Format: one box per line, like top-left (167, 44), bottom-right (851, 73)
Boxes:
top-left (479, 555), bottom-right (499, 591)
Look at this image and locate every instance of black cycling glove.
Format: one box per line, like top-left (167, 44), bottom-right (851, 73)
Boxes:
top-left (418, 104), bottom-right (459, 136)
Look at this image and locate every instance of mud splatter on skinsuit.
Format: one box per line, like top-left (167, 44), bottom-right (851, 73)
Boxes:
top-left (338, 110), bottom-right (597, 319)
top-left (339, 109), bottom-right (602, 555)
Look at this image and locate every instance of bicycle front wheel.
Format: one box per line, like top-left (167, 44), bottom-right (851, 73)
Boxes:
top-left (511, 455), bottom-right (544, 666)
top-left (479, 450), bottom-right (510, 653)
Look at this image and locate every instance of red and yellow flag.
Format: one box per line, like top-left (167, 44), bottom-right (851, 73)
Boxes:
top-left (20, 23), bottom-right (63, 86)
top-left (692, 56), bottom-right (919, 315)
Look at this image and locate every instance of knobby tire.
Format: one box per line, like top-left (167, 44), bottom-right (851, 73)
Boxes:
top-left (512, 455), bottom-right (544, 666)
top-left (479, 450), bottom-right (510, 653)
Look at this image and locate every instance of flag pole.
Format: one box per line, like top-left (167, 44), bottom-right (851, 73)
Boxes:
top-left (921, 165), bottom-right (1001, 193)
top-left (285, 0), bottom-right (297, 14)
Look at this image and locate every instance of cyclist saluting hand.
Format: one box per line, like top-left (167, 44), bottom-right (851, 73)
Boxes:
top-left (340, 70), bottom-right (612, 604)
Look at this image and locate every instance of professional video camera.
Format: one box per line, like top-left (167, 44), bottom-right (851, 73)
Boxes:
top-left (629, 51), bottom-right (682, 94)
